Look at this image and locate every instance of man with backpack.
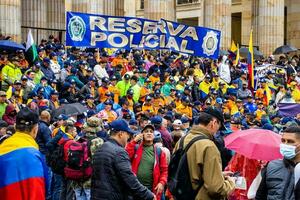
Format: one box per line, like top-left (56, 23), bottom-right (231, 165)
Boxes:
top-left (91, 119), bottom-right (156, 200)
top-left (69, 117), bottom-right (104, 200)
top-left (168, 107), bottom-right (235, 200)
top-left (126, 124), bottom-right (168, 200)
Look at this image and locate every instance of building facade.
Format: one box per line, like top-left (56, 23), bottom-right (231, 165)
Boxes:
top-left (0, 0), bottom-right (299, 56)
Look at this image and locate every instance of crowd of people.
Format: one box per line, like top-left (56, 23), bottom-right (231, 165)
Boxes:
top-left (0, 34), bottom-right (300, 200)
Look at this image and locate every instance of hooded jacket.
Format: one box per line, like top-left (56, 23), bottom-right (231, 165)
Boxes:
top-left (2, 104), bottom-right (16, 125)
top-left (173, 126), bottom-right (235, 200)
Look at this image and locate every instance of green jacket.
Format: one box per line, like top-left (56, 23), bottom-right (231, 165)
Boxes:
top-left (66, 75), bottom-right (84, 89)
top-left (2, 63), bottom-right (22, 86)
top-left (131, 84), bottom-right (141, 103)
top-left (116, 80), bottom-right (131, 97)
top-left (161, 83), bottom-right (175, 96)
top-left (0, 103), bottom-right (7, 119)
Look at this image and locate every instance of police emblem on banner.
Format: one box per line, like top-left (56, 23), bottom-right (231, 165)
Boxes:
top-left (68, 16), bottom-right (86, 42)
top-left (202, 31), bottom-right (219, 56)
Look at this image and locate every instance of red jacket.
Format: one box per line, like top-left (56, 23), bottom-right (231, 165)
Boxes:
top-left (126, 140), bottom-right (168, 200)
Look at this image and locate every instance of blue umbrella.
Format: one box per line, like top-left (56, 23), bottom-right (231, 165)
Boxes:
top-left (0, 40), bottom-right (25, 51)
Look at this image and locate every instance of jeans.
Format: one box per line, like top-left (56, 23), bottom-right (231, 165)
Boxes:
top-left (46, 166), bottom-right (53, 200)
top-left (74, 188), bottom-right (91, 200)
top-left (51, 173), bottom-right (62, 200)
top-left (60, 178), bottom-right (75, 200)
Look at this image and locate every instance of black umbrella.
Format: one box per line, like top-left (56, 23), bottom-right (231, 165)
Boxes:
top-left (273, 45), bottom-right (298, 55)
top-left (52, 103), bottom-right (88, 119)
top-left (237, 47), bottom-right (264, 59)
top-left (0, 40), bottom-right (25, 51)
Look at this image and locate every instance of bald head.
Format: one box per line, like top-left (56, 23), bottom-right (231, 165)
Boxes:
top-left (40, 110), bottom-right (51, 123)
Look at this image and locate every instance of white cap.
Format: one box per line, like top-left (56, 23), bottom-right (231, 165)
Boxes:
top-left (173, 119), bottom-right (182, 126)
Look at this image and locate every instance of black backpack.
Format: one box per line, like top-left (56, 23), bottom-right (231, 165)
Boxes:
top-left (46, 139), bottom-right (69, 175)
top-left (168, 134), bottom-right (206, 200)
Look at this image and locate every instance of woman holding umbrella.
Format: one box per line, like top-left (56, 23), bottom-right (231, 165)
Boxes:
top-left (224, 128), bottom-right (283, 200)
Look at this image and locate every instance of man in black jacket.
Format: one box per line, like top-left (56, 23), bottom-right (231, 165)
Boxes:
top-left (256, 126), bottom-right (300, 200)
top-left (91, 119), bottom-right (156, 200)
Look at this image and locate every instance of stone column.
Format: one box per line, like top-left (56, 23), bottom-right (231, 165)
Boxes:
top-left (144, 0), bottom-right (176, 21)
top-left (66, 0), bottom-right (124, 16)
top-left (124, 0), bottom-right (136, 17)
top-left (21, 0), bottom-right (48, 43)
top-left (258, 0), bottom-right (284, 56)
top-left (287, 0), bottom-right (300, 49)
top-left (204, 0), bottom-right (231, 49)
top-left (0, 0), bottom-right (21, 42)
top-left (70, 0), bottom-right (90, 13)
top-left (47, 0), bottom-right (65, 41)
top-left (241, 0), bottom-right (252, 46)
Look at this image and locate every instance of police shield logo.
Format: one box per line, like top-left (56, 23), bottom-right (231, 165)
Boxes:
top-left (68, 16), bottom-right (86, 42)
top-left (202, 31), bottom-right (219, 56)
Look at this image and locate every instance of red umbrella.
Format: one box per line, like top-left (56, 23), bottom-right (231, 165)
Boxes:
top-left (224, 129), bottom-right (283, 161)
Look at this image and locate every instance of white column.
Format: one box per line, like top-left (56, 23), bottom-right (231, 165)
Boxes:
top-left (21, 0), bottom-right (48, 43)
top-left (144, 0), bottom-right (176, 21)
top-left (204, 0), bottom-right (231, 49)
top-left (287, 0), bottom-right (300, 49)
top-left (0, 0), bottom-right (21, 42)
top-left (258, 0), bottom-right (284, 56)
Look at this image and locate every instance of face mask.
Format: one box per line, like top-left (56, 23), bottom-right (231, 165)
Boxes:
top-left (280, 143), bottom-right (297, 160)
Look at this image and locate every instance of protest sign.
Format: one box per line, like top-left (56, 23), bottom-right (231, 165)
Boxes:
top-left (66, 12), bottom-right (221, 59)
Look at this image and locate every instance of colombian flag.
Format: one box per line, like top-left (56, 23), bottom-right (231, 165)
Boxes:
top-left (0, 132), bottom-right (48, 200)
top-left (247, 30), bottom-right (254, 88)
top-left (235, 43), bottom-right (240, 66)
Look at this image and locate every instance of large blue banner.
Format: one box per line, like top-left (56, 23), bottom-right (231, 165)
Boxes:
top-left (66, 12), bottom-right (221, 59)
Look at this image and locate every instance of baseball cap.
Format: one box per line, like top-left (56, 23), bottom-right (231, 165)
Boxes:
top-left (203, 107), bottom-right (226, 130)
top-left (16, 107), bottom-right (39, 126)
top-left (0, 91), bottom-right (6, 96)
top-left (153, 130), bottom-right (161, 141)
top-left (109, 119), bottom-right (136, 135)
top-left (150, 116), bottom-right (163, 125)
top-left (43, 57), bottom-right (51, 63)
top-left (89, 76), bottom-right (97, 82)
top-left (58, 114), bottom-right (69, 121)
top-left (14, 80), bottom-right (22, 85)
top-left (173, 119), bottom-right (182, 126)
top-left (124, 74), bottom-right (130, 80)
top-left (129, 119), bottom-right (138, 126)
top-left (141, 124), bottom-right (155, 132)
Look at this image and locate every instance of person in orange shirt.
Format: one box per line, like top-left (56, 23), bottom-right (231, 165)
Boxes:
top-left (16, 50), bottom-right (29, 71)
top-left (98, 99), bottom-right (118, 123)
top-left (139, 78), bottom-right (152, 102)
top-left (142, 95), bottom-right (155, 117)
top-left (255, 79), bottom-right (272, 106)
top-left (255, 101), bottom-right (266, 121)
top-left (152, 89), bottom-right (166, 114)
top-left (165, 88), bottom-right (176, 106)
top-left (108, 75), bottom-right (120, 104)
top-left (111, 52), bottom-right (126, 67)
top-left (120, 89), bottom-right (135, 112)
top-left (174, 92), bottom-right (182, 108)
top-left (149, 69), bottom-right (161, 85)
top-left (175, 96), bottom-right (193, 121)
top-left (98, 77), bottom-right (110, 103)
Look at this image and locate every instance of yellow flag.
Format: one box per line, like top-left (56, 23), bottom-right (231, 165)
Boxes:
top-left (235, 43), bottom-right (240, 65)
top-left (230, 40), bottom-right (237, 52)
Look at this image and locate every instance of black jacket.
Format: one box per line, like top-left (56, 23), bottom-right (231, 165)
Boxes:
top-left (36, 120), bottom-right (52, 155)
top-left (295, 179), bottom-right (300, 200)
top-left (256, 159), bottom-right (295, 200)
top-left (91, 138), bottom-right (154, 200)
